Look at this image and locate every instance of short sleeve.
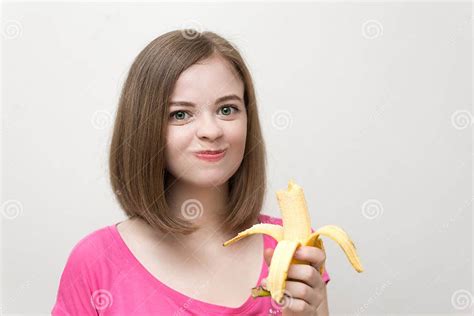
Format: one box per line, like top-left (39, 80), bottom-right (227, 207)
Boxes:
top-left (322, 267), bottom-right (330, 284)
top-left (51, 241), bottom-right (98, 316)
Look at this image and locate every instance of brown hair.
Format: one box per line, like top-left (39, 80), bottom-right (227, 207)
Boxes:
top-left (108, 29), bottom-right (267, 236)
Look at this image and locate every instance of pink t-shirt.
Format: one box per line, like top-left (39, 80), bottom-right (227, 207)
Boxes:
top-left (51, 214), bottom-right (330, 315)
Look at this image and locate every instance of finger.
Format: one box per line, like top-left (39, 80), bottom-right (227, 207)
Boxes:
top-left (286, 263), bottom-right (322, 288)
top-left (294, 246), bottom-right (326, 270)
top-left (278, 295), bottom-right (317, 315)
top-left (284, 280), bottom-right (321, 307)
top-left (264, 248), bottom-right (274, 267)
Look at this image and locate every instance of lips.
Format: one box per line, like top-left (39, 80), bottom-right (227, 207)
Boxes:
top-left (195, 149), bottom-right (226, 162)
top-left (197, 149), bottom-right (225, 154)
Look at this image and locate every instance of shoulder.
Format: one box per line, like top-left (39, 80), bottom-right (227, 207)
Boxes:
top-left (52, 225), bottom-right (116, 315)
top-left (55, 224), bottom-right (121, 294)
top-left (71, 225), bottom-right (115, 256)
top-left (61, 225), bottom-right (116, 273)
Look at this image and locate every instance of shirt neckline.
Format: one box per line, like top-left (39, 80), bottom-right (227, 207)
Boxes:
top-left (108, 214), bottom-right (270, 314)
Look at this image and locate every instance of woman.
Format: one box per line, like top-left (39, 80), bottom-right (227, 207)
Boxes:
top-left (52, 29), bottom-right (330, 315)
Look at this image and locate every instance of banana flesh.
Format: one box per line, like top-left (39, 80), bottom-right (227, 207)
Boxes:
top-left (223, 224), bottom-right (284, 246)
top-left (266, 239), bottom-right (300, 302)
top-left (223, 179), bottom-right (364, 304)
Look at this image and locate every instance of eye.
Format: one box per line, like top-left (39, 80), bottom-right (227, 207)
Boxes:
top-left (169, 110), bottom-right (190, 121)
top-left (168, 105), bottom-right (241, 122)
top-left (219, 105), bottom-right (240, 116)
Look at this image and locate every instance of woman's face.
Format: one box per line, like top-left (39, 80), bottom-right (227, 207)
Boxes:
top-left (164, 54), bottom-right (247, 188)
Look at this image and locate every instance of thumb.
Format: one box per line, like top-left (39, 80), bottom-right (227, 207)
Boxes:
top-left (264, 248), bottom-right (274, 267)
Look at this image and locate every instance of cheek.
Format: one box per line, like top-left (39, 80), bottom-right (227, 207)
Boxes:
top-left (223, 124), bottom-right (246, 161)
top-left (228, 121), bottom-right (247, 146)
top-left (166, 126), bottom-right (192, 149)
top-left (164, 129), bottom-right (190, 164)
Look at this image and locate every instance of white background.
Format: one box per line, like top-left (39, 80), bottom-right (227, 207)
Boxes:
top-left (1, 1), bottom-right (472, 315)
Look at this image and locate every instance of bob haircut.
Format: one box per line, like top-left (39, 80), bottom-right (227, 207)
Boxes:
top-left (109, 29), bottom-right (267, 236)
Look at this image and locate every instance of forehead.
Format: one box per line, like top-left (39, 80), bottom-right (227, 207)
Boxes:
top-left (170, 55), bottom-right (244, 104)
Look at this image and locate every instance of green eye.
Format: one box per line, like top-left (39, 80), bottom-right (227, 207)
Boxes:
top-left (169, 105), bottom-right (240, 122)
top-left (220, 105), bottom-right (240, 116)
top-left (169, 110), bottom-right (189, 121)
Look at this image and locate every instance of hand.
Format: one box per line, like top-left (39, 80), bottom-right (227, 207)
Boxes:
top-left (262, 246), bottom-right (327, 316)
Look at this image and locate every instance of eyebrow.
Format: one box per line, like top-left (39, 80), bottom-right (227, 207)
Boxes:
top-left (168, 94), bottom-right (243, 107)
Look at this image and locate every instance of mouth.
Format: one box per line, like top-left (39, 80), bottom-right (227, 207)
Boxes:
top-left (194, 149), bottom-right (227, 162)
top-left (196, 149), bottom-right (226, 154)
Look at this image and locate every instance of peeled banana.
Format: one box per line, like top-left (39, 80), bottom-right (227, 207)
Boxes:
top-left (223, 179), bottom-right (363, 304)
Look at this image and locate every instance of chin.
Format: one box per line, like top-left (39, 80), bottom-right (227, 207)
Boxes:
top-left (188, 172), bottom-right (230, 188)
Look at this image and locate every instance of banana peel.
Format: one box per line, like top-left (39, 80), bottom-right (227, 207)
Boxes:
top-left (223, 179), bottom-right (364, 304)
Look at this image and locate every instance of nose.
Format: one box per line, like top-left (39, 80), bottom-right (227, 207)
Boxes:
top-left (195, 110), bottom-right (224, 141)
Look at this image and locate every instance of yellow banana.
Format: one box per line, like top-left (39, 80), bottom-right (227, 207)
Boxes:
top-left (223, 179), bottom-right (364, 304)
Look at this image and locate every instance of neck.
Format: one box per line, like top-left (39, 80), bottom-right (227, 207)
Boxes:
top-left (132, 176), bottom-right (258, 263)
top-left (165, 175), bottom-right (232, 246)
